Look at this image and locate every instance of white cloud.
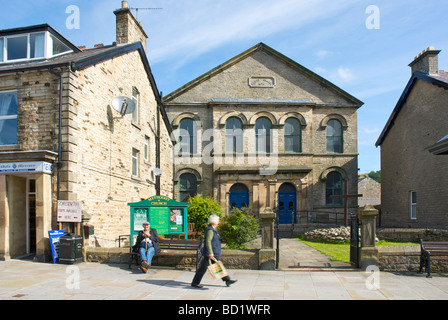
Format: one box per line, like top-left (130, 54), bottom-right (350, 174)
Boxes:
top-left (314, 66), bottom-right (355, 83)
top-left (363, 128), bottom-right (381, 134)
top-left (336, 67), bottom-right (355, 82)
top-left (316, 50), bottom-right (335, 59)
top-left (147, 0), bottom-right (360, 66)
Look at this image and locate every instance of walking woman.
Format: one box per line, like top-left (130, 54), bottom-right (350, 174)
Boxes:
top-left (191, 215), bottom-right (237, 288)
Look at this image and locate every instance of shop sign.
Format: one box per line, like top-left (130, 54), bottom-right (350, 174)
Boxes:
top-left (0, 161), bottom-right (53, 174)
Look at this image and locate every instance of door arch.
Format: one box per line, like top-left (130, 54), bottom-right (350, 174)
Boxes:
top-left (278, 183), bottom-right (297, 224)
top-left (229, 183), bottom-right (249, 212)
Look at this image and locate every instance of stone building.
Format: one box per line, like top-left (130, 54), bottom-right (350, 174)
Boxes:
top-left (358, 175), bottom-right (381, 207)
top-left (164, 43), bottom-right (363, 225)
top-left (0, 3), bottom-right (173, 261)
top-left (376, 47), bottom-right (448, 229)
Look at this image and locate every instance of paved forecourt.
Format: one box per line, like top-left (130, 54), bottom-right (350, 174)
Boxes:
top-left (1, 259), bottom-right (448, 301)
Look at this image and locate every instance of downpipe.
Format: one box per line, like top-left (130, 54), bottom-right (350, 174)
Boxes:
top-left (48, 68), bottom-right (63, 200)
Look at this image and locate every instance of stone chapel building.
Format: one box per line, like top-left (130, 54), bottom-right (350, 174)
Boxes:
top-left (0, 3), bottom-right (173, 261)
top-left (164, 43), bottom-right (363, 225)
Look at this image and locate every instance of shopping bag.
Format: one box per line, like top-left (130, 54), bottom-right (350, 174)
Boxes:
top-left (207, 258), bottom-right (228, 280)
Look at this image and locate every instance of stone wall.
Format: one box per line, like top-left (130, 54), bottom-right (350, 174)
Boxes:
top-left (380, 80), bottom-right (448, 229)
top-left (165, 45), bottom-right (361, 216)
top-left (377, 228), bottom-right (448, 242)
top-left (378, 246), bottom-right (421, 272)
top-left (86, 247), bottom-right (259, 269)
top-left (379, 246), bottom-right (448, 274)
top-left (68, 50), bottom-right (173, 247)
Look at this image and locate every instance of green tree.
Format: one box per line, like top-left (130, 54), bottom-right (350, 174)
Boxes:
top-left (187, 194), bottom-right (223, 232)
top-left (218, 208), bottom-right (259, 249)
top-left (368, 170), bottom-right (381, 183)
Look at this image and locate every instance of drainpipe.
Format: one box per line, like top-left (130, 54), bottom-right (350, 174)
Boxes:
top-left (156, 92), bottom-right (162, 196)
top-left (48, 68), bottom-right (63, 200)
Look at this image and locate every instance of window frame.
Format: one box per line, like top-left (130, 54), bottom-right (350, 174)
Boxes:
top-left (178, 173), bottom-right (198, 202)
top-left (410, 191), bottom-right (417, 220)
top-left (178, 118), bottom-right (197, 155)
top-left (326, 119), bottom-right (343, 154)
top-left (0, 32), bottom-right (49, 63)
top-left (255, 117), bottom-right (272, 154)
top-left (284, 117), bottom-right (302, 153)
top-left (131, 148), bottom-right (140, 177)
top-left (144, 135), bottom-right (149, 162)
top-left (131, 87), bottom-right (139, 124)
top-left (325, 171), bottom-right (343, 206)
top-left (0, 90), bottom-right (18, 146)
top-left (0, 31), bottom-right (73, 64)
top-left (225, 116), bottom-right (244, 154)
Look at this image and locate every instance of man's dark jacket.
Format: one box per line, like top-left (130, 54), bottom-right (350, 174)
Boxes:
top-left (134, 228), bottom-right (161, 254)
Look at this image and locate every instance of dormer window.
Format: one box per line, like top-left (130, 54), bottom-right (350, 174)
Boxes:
top-left (0, 28), bottom-right (74, 63)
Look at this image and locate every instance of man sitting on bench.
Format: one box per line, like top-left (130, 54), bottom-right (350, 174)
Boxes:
top-left (135, 222), bottom-right (161, 273)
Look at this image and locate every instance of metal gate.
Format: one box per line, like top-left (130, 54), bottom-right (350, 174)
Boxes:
top-left (349, 213), bottom-right (360, 268)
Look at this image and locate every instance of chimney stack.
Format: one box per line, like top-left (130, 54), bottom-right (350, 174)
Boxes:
top-left (409, 47), bottom-right (441, 75)
top-left (114, 1), bottom-right (148, 52)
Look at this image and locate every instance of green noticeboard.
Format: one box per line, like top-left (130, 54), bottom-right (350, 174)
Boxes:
top-left (128, 196), bottom-right (190, 244)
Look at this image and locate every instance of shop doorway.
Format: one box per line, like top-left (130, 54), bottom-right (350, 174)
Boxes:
top-left (27, 179), bottom-right (36, 254)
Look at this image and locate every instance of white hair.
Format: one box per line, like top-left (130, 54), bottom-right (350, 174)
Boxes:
top-left (208, 215), bottom-right (220, 224)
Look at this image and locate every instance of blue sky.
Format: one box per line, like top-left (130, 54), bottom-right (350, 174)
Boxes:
top-left (2, 0), bottom-right (448, 173)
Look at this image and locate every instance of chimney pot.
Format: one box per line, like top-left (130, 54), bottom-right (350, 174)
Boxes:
top-left (114, 2), bottom-right (148, 52)
top-left (409, 47), bottom-right (441, 75)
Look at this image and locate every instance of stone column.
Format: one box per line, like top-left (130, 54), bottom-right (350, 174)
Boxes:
top-left (0, 175), bottom-right (9, 260)
top-left (35, 173), bottom-right (53, 262)
top-left (81, 211), bottom-right (92, 261)
top-left (358, 205), bottom-right (379, 270)
top-left (259, 207), bottom-right (276, 270)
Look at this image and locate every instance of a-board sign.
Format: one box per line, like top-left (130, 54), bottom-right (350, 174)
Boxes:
top-left (49, 230), bottom-right (65, 264)
top-left (57, 200), bottom-right (82, 222)
top-left (128, 196), bottom-right (189, 243)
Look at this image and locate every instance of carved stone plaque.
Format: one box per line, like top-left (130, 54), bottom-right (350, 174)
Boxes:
top-left (248, 76), bottom-right (276, 88)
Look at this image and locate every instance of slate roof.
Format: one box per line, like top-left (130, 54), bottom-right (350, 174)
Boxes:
top-left (375, 71), bottom-right (448, 147)
top-left (0, 24), bottom-right (173, 138)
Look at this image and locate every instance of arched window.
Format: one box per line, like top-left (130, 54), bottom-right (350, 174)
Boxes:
top-left (326, 171), bottom-right (343, 206)
top-left (179, 173), bottom-right (197, 202)
top-left (225, 117), bottom-right (243, 154)
top-left (179, 118), bottom-right (196, 154)
top-left (326, 119), bottom-right (343, 153)
top-left (284, 118), bottom-right (301, 153)
top-left (255, 117), bottom-right (272, 153)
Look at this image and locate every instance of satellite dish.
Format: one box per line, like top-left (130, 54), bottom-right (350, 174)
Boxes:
top-left (153, 168), bottom-right (162, 176)
top-left (111, 96), bottom-right (136, 115)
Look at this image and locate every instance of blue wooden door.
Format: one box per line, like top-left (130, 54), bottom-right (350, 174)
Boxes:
top-left (229, 184), bottom-right (249, 212)
top-left (229, 192), bottom-right (249, 211)
top-left (278, 186), bottom-right (297, 224)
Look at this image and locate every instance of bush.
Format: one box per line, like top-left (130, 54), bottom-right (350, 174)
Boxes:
top-left (187, 194), bottom-right (223, 232)
top-left (218, 208), bottom-right (259, 249)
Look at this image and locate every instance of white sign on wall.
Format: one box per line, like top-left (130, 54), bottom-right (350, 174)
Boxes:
top-left (0, 161), bottom-right (53, 174)
top-left (57, 201), bottom-right (83, 222)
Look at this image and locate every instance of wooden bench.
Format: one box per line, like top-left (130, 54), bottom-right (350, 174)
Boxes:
top-left (418, 239), bottom-right (448, 278)
top-left (169, 223), bottom-right (202, 240)
top-left (129, 238), bottom-right (203, 271)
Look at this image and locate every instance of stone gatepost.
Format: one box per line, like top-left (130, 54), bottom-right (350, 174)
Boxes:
top-left (359, 205), bottom-right (379, 270)
top-left (259, 207), bottom-right (276, 270)
top-left (81, 211), bottom-right (92, 261)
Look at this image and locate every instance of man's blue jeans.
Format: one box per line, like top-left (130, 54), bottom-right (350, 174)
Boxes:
top-left (139, 242), bottom-right (155, 265)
